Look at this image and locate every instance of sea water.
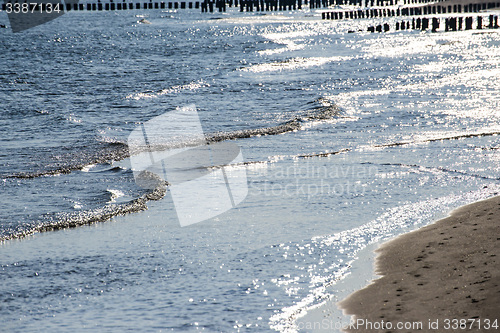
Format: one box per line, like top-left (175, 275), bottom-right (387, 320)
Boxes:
top-left (1, 8), bottom-right (500, 332)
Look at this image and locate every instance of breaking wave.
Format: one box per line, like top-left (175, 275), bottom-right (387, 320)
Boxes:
top-left (0, 185), bottom-right (167, 242)
top-left (4, 99), bottom-right (343, 180)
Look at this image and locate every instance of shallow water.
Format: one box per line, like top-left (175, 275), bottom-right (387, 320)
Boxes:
top-left (1, 7), bottom-right (500, 332)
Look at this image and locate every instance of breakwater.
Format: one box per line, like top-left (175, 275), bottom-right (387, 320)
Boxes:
top-left (0, 0), bottom-right (331, 12)
top-left (361, 14), bottom-right (499, 32)
top-left (322, 1), bottom-right (500, 20)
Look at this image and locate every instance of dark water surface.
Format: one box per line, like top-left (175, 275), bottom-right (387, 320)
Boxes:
top-left (1, 8), bottom-right (500, 332)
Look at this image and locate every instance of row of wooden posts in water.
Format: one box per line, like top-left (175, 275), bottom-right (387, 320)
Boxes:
top-left (360, 14), bottom-right (499, 33)
top-left (0, 0), bottom-right (468, 12)
top-left (323, 2), bottom-right (500, 20)
top-left (3, 0), bottom-right (500, 14)
top-left (0, 0), bottom-right (339, 12)
top-left (320, 0), bottom-right (443, 7)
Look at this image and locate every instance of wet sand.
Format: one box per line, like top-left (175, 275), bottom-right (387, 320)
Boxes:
top-left (339, 196), bottom-right (500, 332)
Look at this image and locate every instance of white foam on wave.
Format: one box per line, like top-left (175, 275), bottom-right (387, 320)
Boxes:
top-left (107, 189), bottom-right (125, 203)
top-left (81, 164), bottom-right (96, 173)
top-left (240, 56), bottom-right (353, 73)
top-left (126, 80), bottom-right (209, 100)
top-left (258, 30), bottom-right (317, 56)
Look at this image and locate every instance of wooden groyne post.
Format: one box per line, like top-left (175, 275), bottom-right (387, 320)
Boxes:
top-left (366, 14), bottom-right (499, 33)
top-left (323, 2), bottom-right (500, 21)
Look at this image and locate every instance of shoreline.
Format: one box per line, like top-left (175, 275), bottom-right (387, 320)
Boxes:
top-left (338, 196), bottom-right (500, 332)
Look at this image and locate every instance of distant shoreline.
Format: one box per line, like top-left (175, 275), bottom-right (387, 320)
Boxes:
top-left (339, 196), bottom-right (500, 332)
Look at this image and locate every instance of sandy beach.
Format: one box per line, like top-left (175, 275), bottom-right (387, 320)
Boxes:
top-left (339, 196), bottom-right (500, 332)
